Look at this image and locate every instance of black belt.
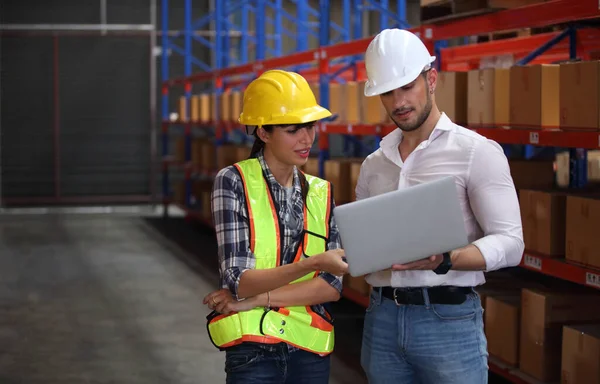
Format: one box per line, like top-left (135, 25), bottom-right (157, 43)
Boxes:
top-left (378, 286), bottom-right (474, 305)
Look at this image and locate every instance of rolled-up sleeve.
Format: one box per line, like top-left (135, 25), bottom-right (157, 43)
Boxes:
top-left (468, 140), bottom-right (525, 271)
top-left (317, 195), bottom-right (344, 294)
top-left (211, 166), bottom-right (255, 299)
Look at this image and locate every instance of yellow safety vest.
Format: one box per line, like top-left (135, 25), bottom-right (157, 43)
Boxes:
top-left (206, 158), bottom-right (335, 355)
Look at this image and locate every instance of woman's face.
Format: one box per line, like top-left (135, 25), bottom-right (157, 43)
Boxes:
top-left (260, 123), bottom-right (316, 167)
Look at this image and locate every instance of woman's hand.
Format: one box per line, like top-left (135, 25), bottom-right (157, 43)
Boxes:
top-left (203, 288), bottom-right (264, 315)
top-left (309, 249), bottom-right (348, 276)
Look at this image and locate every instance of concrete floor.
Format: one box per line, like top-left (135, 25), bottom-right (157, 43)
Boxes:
top-left (0, 210), bottom-right (510, 384)
top-left (0, 212), bottom-right (366, 384)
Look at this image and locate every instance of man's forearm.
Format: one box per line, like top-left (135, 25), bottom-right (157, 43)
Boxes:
top-left (450, 244), bottom-right (487, 271)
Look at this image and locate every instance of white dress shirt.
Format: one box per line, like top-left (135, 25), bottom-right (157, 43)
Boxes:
top-left (355, 113), bottom-right (524, 288)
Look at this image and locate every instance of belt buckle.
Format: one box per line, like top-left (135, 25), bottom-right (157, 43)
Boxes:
top-left (392, 288), bottom-right (402, 306)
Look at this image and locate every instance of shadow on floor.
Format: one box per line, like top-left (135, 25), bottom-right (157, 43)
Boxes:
top-left (144, 216), bottom-right (511, 384)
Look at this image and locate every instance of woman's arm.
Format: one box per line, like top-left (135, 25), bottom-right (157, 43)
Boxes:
top-left (208, 203), bottom-right (345, 313)
top-left (212, 167), bottom-right (346, 300)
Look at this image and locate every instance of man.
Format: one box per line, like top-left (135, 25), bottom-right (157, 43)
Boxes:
top-left (356, 28), bottom-right (524, 384)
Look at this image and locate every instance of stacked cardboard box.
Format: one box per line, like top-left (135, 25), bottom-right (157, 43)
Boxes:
top-left (438, 61), bottom-right (600, 132)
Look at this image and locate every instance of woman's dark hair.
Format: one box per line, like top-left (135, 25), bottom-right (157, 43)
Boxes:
top-left (248, 123), bottom-right (314, 207)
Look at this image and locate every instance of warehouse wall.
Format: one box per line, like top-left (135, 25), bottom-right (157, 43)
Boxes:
top-left (0, 0), bottom-right (211, 204)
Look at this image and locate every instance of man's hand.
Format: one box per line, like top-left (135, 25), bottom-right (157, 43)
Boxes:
top-left (391, 254), bottom-right (444, 271)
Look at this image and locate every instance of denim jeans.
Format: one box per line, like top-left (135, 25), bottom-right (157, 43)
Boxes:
top-left (361, 288), bottom-right (488, 384)
top-left (225, 342), bottom-right (330, 384)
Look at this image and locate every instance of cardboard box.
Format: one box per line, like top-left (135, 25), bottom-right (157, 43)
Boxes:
top-left (201, 191), bottom-right (212, 222)
top-left (191, 138), bottom-right (205, 166)
top-left (200, 94), bottom-right (211, 122)
top-left (358, 81), bottom-right (388, 124)
top-left (561, 324), bottom-right (600, 384)
top-left (329, 83), bottom-right (345, 124)
top-left (520, 287), bottom-right (600, 382)
top-left (508, 160), bottom-right (555, 190)
top-left (519, 189), bottom-right (567, 256)
top-left (174, 137), bottom-right (185, 163)
top-left (436, 71), bottom-right (468, 125)
top-left (344, 82), bottom-right (361, 124)
top-left (303, 157), bottom-right (320, 177)
top-left (309, 82), bottom-right (320, 103)
top-left (510, 64), bottom-right (560, 129)
top-left (220, 91), bottom-right (231, 122)
top-left (467, 68), bottom-right (495, 126)
top-left (560, 61), bottom-right (600, 131)
top-left (201, 141), bottom-right (216, 173)
top-left (590, 151), bottom-right (600, 182)
top-left (325, 159), bottom-right (353, 204)
top-left (494, 68), bottom-right (510, 127)
top-left (179, 96), bottom-right (187, 121)
top-left (486, 295), bottom-right (521, 366)
top-left (173, 180), bottom-right (208, 206)
top-left (216, 144), bottom-right (238, 170)
top-left (191, 95), bottom-right (200, 122)
top-left (565, 195), bottom-right (600, 269)
top-left (230, 91), bottom-right (242, 122)
top-left (235, 145), bottom-right (250, 163)
top-left (556, 151), bottom-right (570, 188)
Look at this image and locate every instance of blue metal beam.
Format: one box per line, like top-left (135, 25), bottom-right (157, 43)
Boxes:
top-left (256, 0), bottom-right (266, 60)
top-left (169, 42), bottom-right (212, 71)
top-left (380, 0), bottom-right (389, 30)
top-left (516, 27), bottom-right (572, 65)
top-left (240, 2), bottom-right (249, 63)
top-left (397, 0), bottom-right (407, 26)
top-left (318, 0), bottom-right (330, 179)
top-left (364, 0), bottom-right (410, 29)
top-left (297, 0), bottom-right (309, 52)
top-left (274, 0), bottom-right (283, 56)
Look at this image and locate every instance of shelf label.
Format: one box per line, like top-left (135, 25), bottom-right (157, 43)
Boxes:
top-left (347, 125), bottom-right (353, 134)
top-left (524, 254), bottom-right (542, 270)
top-left (586, 272), bottom-right (600, 289)
top-left (529, 132), bottom-right (539, 145)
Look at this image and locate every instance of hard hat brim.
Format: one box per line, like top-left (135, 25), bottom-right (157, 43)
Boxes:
top-left (364, 56), bottom-right (437, 97)
top-left (239, 105), bottom-right (332, 127)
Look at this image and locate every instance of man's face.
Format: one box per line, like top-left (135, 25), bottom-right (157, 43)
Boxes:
top-left (379, 70), bottom-right (435, 132)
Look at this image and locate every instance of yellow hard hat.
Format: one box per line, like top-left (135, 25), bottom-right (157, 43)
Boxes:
top-left (238, 69), bottom-right (332, 128)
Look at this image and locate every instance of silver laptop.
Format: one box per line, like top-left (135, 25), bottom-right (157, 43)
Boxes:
top-left (333, 176), bottom-right (469, 277)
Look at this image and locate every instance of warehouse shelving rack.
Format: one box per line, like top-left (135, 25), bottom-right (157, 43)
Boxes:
top-left (162, 1), bottom-right (600, 382)
top-left (161, 0), bottom-right (410, 209)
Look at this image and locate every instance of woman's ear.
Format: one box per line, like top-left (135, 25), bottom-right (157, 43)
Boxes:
top-left (256, 127), bottom-right (270, 143)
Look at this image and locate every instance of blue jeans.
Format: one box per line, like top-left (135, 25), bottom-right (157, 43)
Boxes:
top-left (361, 288), bottom-right (488, 384)
top-left (225, 342), bottom-right (330, 384)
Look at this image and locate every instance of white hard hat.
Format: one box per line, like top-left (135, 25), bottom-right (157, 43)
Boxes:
top-left (364, 28), bottom-right (436, 97)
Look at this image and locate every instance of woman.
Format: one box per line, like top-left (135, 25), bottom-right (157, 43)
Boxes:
top-left (203, 69), bottom-right (348, 384)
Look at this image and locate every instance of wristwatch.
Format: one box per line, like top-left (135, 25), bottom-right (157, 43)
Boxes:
top-left (433, 252), bottom-right (452, 275)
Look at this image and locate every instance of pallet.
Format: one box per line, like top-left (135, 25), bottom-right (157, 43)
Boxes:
top-left (421, 0), bottom-right (545, 23)
top-left (476, 25), bottom-right (562, 44)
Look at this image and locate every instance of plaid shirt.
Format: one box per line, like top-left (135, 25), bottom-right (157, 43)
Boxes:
top-left (211, 152), bottom-right (343, 350)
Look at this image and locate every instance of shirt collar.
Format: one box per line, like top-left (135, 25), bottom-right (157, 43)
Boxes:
top-left (380, 112), bottom-right (453, 163)
top-left (257, 150), bottom-right (301, 192)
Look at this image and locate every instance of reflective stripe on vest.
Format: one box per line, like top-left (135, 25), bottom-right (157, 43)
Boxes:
top-left (206, 158), bottom-right (335, 355)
